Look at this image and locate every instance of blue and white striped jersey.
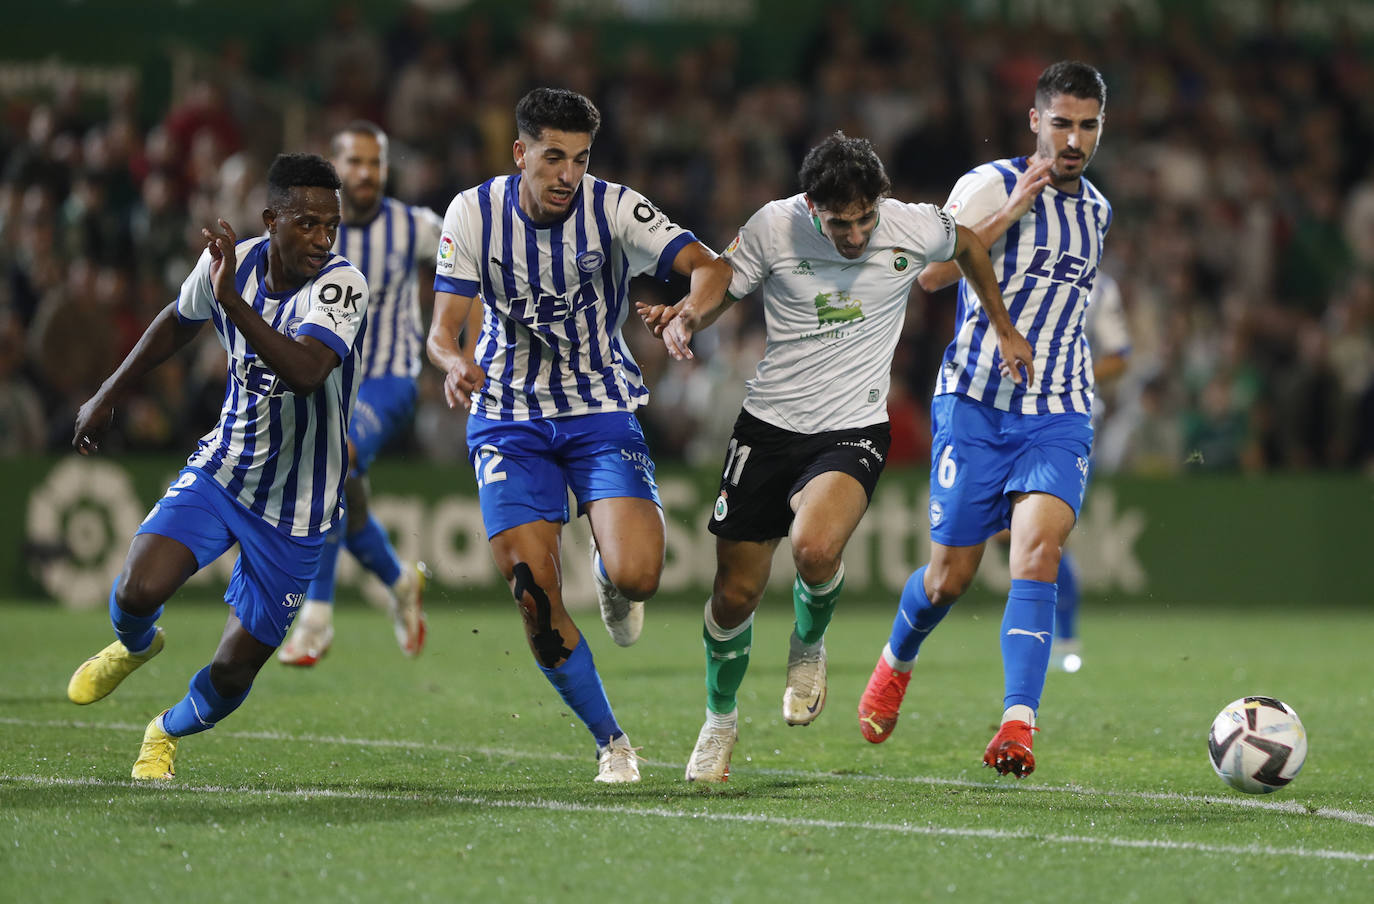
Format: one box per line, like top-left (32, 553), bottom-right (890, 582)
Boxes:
top-left (434, 173), bottom-right (697, 421)
top-left (334, 197), bottom-right (442, 380)
top-left (934, 156), bottom-right (1113, 415)
top-left (174, 236), bottom-right (369, 537)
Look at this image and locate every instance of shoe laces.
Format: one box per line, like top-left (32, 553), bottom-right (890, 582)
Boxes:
top-left (868, 669), bottom-right (909, 711)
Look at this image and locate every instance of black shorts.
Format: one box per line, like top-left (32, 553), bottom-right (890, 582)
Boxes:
top-left (708, 408), bottom-right (891, 542)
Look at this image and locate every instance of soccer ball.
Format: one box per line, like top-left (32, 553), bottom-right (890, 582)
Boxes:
top-left (1207, 696), bottom-right (1307, 794)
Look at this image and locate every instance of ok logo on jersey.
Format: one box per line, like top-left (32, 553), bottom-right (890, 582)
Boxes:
top-left (1024, 246), bottom-right (1095, 289)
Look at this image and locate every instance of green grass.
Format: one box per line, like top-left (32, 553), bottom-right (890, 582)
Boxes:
top-left (2, 596), bottom-right (1371, 902)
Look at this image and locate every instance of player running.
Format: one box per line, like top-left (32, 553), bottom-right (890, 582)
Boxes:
top-left (858, 61), bottom-right (1112, 779)
top-left (639, 132), bottom-right (1031, 783)
top-left (426, 87), bottom-right (732, 783)
top-left (66, 154), bottom-right (367, 779)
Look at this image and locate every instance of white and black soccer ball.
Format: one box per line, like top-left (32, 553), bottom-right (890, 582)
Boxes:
top-left (1207, 696), bottom-right (1307, 794)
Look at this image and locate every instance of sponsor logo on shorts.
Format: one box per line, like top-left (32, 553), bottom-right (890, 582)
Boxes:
top-left (928, 500), bottom-right (944, 527)
top-left (283, 592), bottom-right (304, 609)
top-left (713, 492), bottom-right (728, 522)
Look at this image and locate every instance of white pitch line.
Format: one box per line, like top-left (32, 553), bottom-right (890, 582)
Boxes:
top-left (3, 773), bottom-right (1372, 864)
top-left (5, 716), bottom-right (1373, 830)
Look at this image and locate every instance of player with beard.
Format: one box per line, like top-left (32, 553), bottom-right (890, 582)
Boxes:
top-left (858, 61), bottom-right (1112, 779)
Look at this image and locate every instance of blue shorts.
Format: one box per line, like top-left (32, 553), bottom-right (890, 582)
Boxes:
top-left (136, 467), bottom-right (325, 646)
top-left (466, 411), bottom-right (661, 538)
top-left (349, 376), bottom-right (417, 475)
top-left (927, 394), bottom-right (1093, 546)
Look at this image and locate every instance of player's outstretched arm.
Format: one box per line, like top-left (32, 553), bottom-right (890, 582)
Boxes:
top-left (73, 302), bottom-right (204, 455)
top-left (202, 219), bottom-right (341, 395)
top-left (918, 157), bottom-right (1054, 293)
top-left (649, 243), bottom-right (733, 361)
top-left (950, 225), bottom-right (1035, 385)
top-left (426, 290), bottom-right (487, 410)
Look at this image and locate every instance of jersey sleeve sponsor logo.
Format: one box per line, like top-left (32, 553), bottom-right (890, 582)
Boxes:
top-left (937, 209), bottom-right (955, 240)
top-left (725, 233), bottom-right (742, 255)
top-left (576, 250), bottom-right (605, 273)
top-left (315, 280), bottom-right (364, 329)
top-left (437, 233), bottom-right (456, 273)
top-left (945, 201), bottom-right (962, 217)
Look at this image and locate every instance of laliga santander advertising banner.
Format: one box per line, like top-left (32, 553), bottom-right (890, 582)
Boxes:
top-left (10, 456), bottom-right (1368, 609)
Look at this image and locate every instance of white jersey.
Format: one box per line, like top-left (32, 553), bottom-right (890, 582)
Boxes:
top-left (934, 156), bottom-right (1113, 415)
top-left (1084, 271), bottom-right (1129, 362)
top-left (434, 173), bottom-right (697, 421)
top-left (335, 197), bottom-right (442, 380)
top-left (725, 194), bottom-right (958, 433)
top-left (175, 237), bottom-right (368, 537)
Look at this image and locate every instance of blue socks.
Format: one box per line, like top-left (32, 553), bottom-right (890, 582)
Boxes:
top-left (306, 514), bottom-right (401, 602)
top-left (1055, 550), bottom-right (1079, 641)
top-left (162, 666), bottom-right (251, 737)
top-left (345, 515), bottom-right (402, 586)
top-left (306, 526), bottom-right (344, 602)
top-left (109, 584), bottom-right (161, 653)
top-left (887, 566), bottom-right (953, 662)
top-left (1000, 578), bottom-right (1058, 711)
top-left (539, 635), bottom-right (622, 748)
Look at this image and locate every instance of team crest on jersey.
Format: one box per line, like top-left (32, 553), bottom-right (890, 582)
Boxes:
top-left (713, 492), bottom-right (728, 521)
top-left (891, 251), bottom-right (910, 274)
top-left (576, 250), bottom-right (605, 273)
top-left (814, 290), bottom-right (864, 326)
top-left (285, 317), bottom-right (303, 337)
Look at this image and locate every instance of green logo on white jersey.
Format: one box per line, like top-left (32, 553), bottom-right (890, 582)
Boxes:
top-left (814, 291), bottom-right (865, 325)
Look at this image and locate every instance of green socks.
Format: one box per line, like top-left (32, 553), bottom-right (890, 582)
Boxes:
top-left (703, 600), bottom-right (752, 715)
top-left (793, 563), bottom-right (844, 645)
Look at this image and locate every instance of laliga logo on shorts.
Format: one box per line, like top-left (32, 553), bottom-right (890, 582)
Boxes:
top-left (576, 250), bottom-right (605, 273)
top-left (929, 500), bottom-right (944, 527)
top-left (713, 492), bottom-right (729, 522)
top-left (283, 592), bottom-right (304, 608)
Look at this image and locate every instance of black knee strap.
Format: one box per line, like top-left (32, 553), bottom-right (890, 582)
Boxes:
top-left (513, 562), bottom-right (573, 667)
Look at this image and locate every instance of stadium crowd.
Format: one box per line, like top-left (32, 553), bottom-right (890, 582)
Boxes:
top-left (2, 3), bottom-right (1372, 473)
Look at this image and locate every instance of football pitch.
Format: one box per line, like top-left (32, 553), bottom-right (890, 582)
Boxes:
top-left (2, 596), bottom-right (1370, 902)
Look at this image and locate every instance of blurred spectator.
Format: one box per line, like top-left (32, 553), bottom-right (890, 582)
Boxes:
top-left (0, 5), bottom-right (1371, 473)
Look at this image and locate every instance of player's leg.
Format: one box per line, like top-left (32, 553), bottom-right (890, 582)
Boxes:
top-left (861, 395), bottom-right (1005, 743)
top-left (141, 514), bottom-right (324, 780)
top-left (472, 415), bottom-right (639, 782)
top-left (686, 535), bottom-right (776, 782)
top-left (858, 540), bottom-right (985, 743)
top-left (583, 495), bottom-right (664, 646)
top-left (68, 469), bottom-right (228, 706)
top-left (489, 519), bottom-right (636, 782)
top-left (986, 411), bottom-right (1091, 777)
top-left (566, 411), bottom-right (665, 647)
top-left (283, 376), bottom-right (425, 663)
top-left (1050, 547), bottom-right (1082, 671)
top-left (782, 470), bottom-right (869, 726)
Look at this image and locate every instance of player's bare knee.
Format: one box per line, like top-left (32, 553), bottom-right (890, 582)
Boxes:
top-left (709, 588), bottom-right (759, 630)
top-left (791, 541), bottom-right (841, 588)
top-left (1012, 541), bottom-right (1062, 583)
top-left (113, 571), bottom-right (172, 616)
top-left (925, 570), bottom-right (972, 606)
top-left (614, 564), bottom-right (660, 601)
